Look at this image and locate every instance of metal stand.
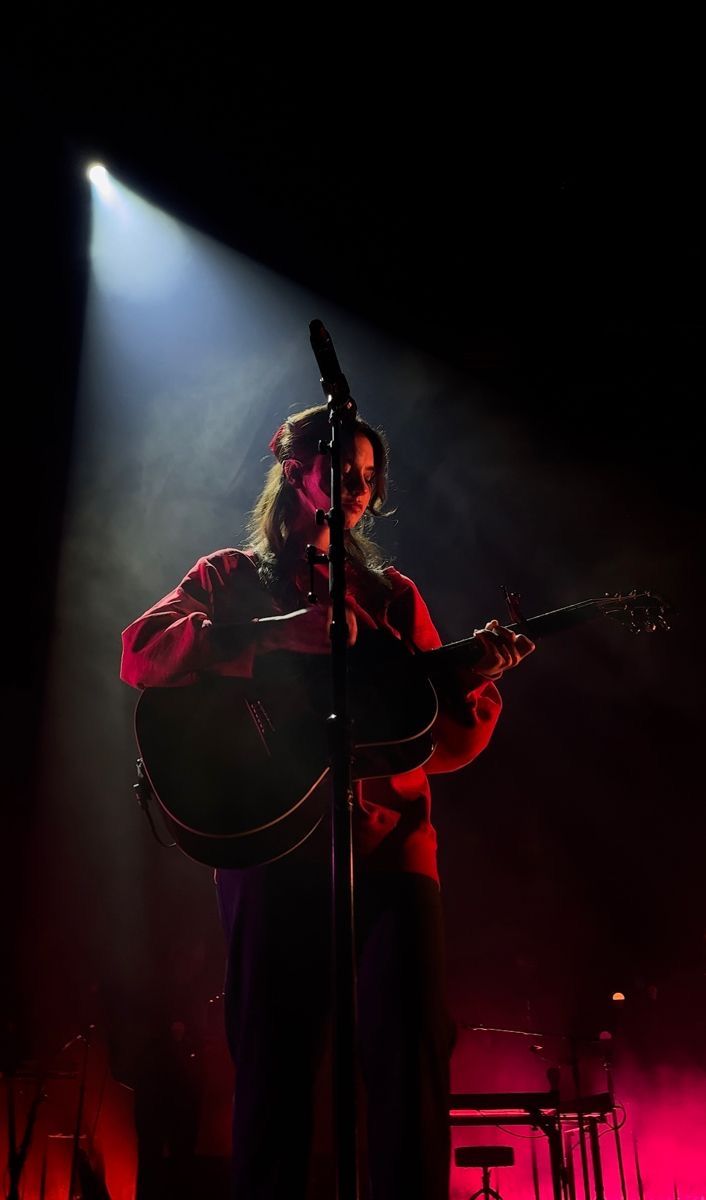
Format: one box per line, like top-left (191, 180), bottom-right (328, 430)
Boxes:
top-left (309, 319), bottom-right (360, 1200)
top-left (531, 1139), bottom-right (541, 1200)
top-left (566, 1138), bottom-right (576, 1200)
top-left (569, 1038), bottom-right (592, 1200)
top-left (468, 1166), bottom-right (504, 1200)
top-left (4, 1071), bottom-right (46, 1200)
top-left (603, 1047), bottom-right (628, 1200)
top-left (633, 1135), bottom-right (646, 1200)
top-left (2, 1028), bottom-right (85, 1200)
top-left (587, 1118), bottom-right (606, 1200)
top-left (456, 1146), bottom-right (514, 1200)
top-left (67, 1027), bottom-right (93, 1200)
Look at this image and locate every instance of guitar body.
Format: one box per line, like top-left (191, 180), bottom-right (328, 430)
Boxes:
top-left (134, 631), bottom-right (438, 867)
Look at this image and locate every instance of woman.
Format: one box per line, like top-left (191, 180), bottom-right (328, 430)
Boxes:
top-left (120, 404), bottom-right (534, 1199)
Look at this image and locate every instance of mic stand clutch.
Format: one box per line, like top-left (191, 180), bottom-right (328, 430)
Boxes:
top-left (308, 318), bottom-right (360, 1200)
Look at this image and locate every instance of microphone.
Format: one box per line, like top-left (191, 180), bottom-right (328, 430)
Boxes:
top-left (309, 319), bottom-right (352, 406)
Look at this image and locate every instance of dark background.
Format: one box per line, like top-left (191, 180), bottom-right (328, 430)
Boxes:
top-left (3, 16), bottom-right (705, 1186)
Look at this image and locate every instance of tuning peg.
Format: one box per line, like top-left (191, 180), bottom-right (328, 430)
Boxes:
top-left (502, 585), bottom-right (533, 636)
top-left (502, 586), bottom-right (525, 624)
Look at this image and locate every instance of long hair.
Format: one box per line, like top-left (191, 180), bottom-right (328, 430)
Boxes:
top-left (247, 405), bottom-right (392, 599)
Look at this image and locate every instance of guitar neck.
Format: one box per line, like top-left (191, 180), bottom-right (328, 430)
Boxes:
top-left (422, 599), bottom-right (605, 671)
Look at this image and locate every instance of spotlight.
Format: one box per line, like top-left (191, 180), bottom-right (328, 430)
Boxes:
top-left (86, 163), bottom-right (114, 201)
top-left (87, 162), bottom-right (108, 185)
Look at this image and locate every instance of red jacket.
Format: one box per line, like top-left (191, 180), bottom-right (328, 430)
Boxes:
top-left (120, 549), bottom-right (502, 882)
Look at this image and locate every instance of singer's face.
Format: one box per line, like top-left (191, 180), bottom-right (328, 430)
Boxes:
top-left (299, 434), bottom-right (375, 531)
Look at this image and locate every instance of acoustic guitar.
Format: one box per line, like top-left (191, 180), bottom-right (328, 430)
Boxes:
top-left (133, 590), bottom-right (670, 868)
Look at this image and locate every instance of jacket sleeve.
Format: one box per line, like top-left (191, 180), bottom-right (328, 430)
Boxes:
top-left (120, 550), bottom-right (260, 688)
top-left (384, 568), bottom-right (502, 774)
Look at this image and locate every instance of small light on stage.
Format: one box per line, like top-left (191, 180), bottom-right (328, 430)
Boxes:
top-left (612, 991), bottom-right (626, 1002)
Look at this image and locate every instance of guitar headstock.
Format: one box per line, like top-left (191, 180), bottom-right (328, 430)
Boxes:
top-left (598, 590), bottom-right (673, 634)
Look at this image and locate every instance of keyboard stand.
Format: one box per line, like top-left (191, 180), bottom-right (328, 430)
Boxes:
top-left (450, 1091), bottom-right (567, 1200)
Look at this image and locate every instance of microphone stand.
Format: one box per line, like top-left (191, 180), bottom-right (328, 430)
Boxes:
top-left (569, 1036), bottom-right (592, 1200)
top-left (4, 1070), bottom-right (46, 1200)
top-left (67, 1025), bottom-right (93, 1200)
top-left (601, 1044), bottom-right (628, 1200)
top-left (308, 319), bottom-right (360, 1200)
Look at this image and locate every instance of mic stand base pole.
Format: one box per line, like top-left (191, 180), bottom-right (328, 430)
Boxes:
top-left (330, 720), bottom-right (358, 1200)
top-left (309, 339), bottom-right (360, 1200)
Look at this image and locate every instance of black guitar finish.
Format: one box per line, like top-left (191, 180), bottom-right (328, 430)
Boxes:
top-left (135, 631), bottom-right (438, 867)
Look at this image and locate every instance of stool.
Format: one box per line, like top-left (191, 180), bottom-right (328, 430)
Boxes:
top-left (455, 1145), bottom-right (515, 1200)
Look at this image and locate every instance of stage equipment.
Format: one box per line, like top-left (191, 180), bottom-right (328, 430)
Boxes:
top-left (1, 1035), bottom-right (83, 1200)
top-left (458, 1022), bottom-right (633, 1200)
top-left (455, 1144), bottom-right (515, 1200)
top-left (450, 1090), bottom-right (565, 1200)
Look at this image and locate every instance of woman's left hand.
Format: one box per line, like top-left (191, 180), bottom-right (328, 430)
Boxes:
top-left (472, 618), bottom-right (535, 680)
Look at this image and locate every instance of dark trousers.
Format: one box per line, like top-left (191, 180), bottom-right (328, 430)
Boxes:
top-left (216, 832), bottom-right (452, 1200)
